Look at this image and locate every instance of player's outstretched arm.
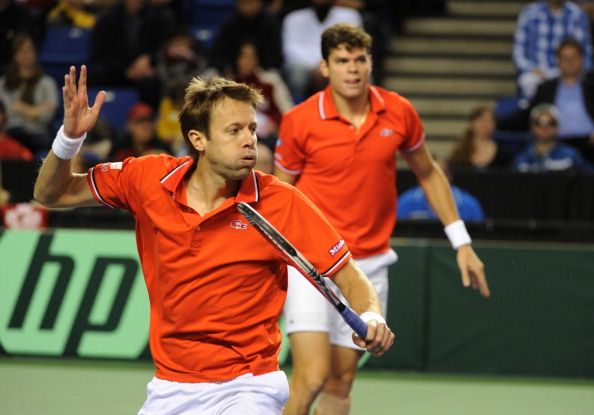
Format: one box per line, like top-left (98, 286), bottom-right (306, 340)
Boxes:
top-left (34, 66), bottom-right (105, 208)
top-left (330, 260), bottom-right (395, 356)
top-left (402, 143), bottom-right (491, 298)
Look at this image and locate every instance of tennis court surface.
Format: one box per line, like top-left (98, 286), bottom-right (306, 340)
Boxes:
top-left (1, 357), bottom-right (593, 414)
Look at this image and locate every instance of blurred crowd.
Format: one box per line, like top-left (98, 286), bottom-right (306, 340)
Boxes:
top-left (1, 0), bottom-right (594, 215)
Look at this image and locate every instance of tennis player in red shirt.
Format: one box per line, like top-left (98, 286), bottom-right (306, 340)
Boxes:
top-left (275, 23), bottom-right (491, 415)
top-left (33, 65), bottom-right (394, 414)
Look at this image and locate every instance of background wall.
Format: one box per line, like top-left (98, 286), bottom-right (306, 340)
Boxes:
top-left (2, 229), bottom-right (592, 378)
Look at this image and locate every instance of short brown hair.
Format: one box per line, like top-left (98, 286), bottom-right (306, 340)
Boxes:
top-left (178, 76), bottom-right (263, 161)
top-left (321, 23), bottom-right (372, 61)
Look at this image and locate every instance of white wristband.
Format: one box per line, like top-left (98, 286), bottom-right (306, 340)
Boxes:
top-left (51, 125), bottom-right (86, 160)
top-left (444, 219), bottom-right (472, 249)
top-left (360, 311), bottom-right (386, 325)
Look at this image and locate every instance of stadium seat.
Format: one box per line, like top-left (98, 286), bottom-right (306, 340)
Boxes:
top-left (191, 24), bottom-right (220, 51)
top-left (493, 95), bottom-right (532, 154)
top-left (87, 87), bottom-right (140, 131)
top-left (191, 0), bottom-right (234, 26)
top-left (38, 26), bottom-right (92, 84)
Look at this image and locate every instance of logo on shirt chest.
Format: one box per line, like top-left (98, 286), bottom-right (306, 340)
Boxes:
top-left (230, 220), bottom-right (248, 230)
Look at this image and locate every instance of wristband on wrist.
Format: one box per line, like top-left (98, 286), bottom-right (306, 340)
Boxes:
top-left (444, 219), bottom-right (472, 249)
top-left (360, 311), bottom-right (386, 325)
top-left (51, 125), bottom-right (86, 160)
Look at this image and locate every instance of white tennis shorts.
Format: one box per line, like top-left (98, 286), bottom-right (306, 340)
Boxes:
top-left (138, 371), bottom-right (289, 415)
top-left (283, 249), bottom-right (397, 350)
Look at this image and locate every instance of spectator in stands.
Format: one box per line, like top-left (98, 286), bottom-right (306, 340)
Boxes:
top-left (0, 0), bottom-right (33, 74)
top-left (511, 103), bottom-right (590, 172)
top-left (156, 27), bottom-right (208, 91)
top-left (0, 159), bottom-right (10, 208)
top-left (155, 78), bottom-right (186, 156)
top-left (0, 33), bottom-right (59, 156)
top-left (450, 105), bottom-right (512, 171)
top-left (512, 0), bottom-right (592, 99)
top-left (499, 38), bottom-right (594, 163)
top-left (45, 0), bottom-right (96, 29)
top-left (282, 0), bottom-right (363, 101)
top-left (109, 102), bottom-right (172, 161)
top-left (0, 99), bottom-right (34, 161)
top-left (398, 157), bottom-right (485, 222)
top-left (229, 39), bottom-right (294, 148)
top-left (209, 0), bottom-right (283, 76)
top-left (89, 0), bottom-right (172, 109)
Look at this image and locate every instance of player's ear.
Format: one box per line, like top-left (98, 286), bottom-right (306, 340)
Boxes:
top-left (320, 59), bottom-right (329, 78)
top-left (188, 130), bottom-right (206, 152)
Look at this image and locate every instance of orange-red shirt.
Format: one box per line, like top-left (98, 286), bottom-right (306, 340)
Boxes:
top-left (0, 134), bottom-right (34, 161)
top-left (87, 155), bottom-right (351, 382)
top-left (275, 85), bottom-right (425, 258)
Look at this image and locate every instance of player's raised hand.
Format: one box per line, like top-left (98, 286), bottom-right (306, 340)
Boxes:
top-left (62, 65), bottom-right (105, 138)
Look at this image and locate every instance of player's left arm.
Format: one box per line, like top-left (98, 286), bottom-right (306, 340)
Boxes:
top-left (401, 142), bottom-right (490, 298)
top-left (330, 259), bottom-right (395, 356)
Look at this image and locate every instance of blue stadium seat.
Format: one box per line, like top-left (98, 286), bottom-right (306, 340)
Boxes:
top-left (87, 87), bottom-right (140, 131)
top-left (38, 26), bottom-right (92, 84)
top-left (192, 0), bottom-right (234, 26)
top-left (191, 24), bottom-right (220, 51)
top-left (493, 95), bottom-right (532, 155)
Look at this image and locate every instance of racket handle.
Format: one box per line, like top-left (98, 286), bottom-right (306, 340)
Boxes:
top-left (339, 306), bottom-right (369, 340)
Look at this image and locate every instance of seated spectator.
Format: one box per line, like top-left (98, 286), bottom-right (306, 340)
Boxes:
top-left (511, 103), bottom-right (590, 172)
top-left (156, 27), bottom-right (208, 92)
top-left (0, 33), bottom-right (59, 155)
top-left (0, 99), bottom-right (34, 161)
top-left (209, 0), bottom-right (283, 76)
top-left (46, 0), bottom-right (96, 29)
top-left (499, 37), bottom-right (594, 163)
top-left (89, 0), bottom-right (173, 109)
top-left (155, 78), bottom-right (186, 156)
top-left (398, 157), bottom-right (485, 222)
top-left (450, 105), bottom-right (512, 171)
top-left (229, 39), bottom-right (294, 148)
top-left (282, 0), bottom-right (362, 101)
top-left (0, 159), bottom-right (10, 208)
top-left (512, 0), bottom-right (592, 99)
top-left (0, 0), bottom-right (33, 74)
top-left (109, 102), bottom-right (172, 161)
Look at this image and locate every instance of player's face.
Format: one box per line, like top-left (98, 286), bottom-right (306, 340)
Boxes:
top-left (321, 45), bottom-right (372, 100)
top-left (197, 97), bottom-right (258, 180)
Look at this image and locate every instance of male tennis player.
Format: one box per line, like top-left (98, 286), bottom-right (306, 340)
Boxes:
top-left (34, 65), bottom-right (394, 415)
top-left (274, 23), bottom-right (491, 415)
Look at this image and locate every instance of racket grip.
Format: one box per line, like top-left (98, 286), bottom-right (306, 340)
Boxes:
top-left (339, 306), bottom-right (369, 340)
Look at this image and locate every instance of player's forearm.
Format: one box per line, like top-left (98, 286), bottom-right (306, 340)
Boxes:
top-left (331, 260), bottom-right (383, 316)
top-left (420, 168), bottom-right (460, 226)
top-left (34, 151), bottom-right (78, 207)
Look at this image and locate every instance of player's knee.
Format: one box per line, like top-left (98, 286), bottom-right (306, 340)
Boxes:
top-left (315, 392), bottom-right (350, 415)
top-left (323, 371), bottom-right (356, 397)
top-left (293, 371), bottom-right (327, 398)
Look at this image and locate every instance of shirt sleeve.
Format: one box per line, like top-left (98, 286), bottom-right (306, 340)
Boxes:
top-left (399, 98), bottom-right (426, 153)
top-left (274, 111), bottom-right (307, 176)
top-left (276, 186), bottom-right (351, 277)
top-left (87, 158), bottom-right (138, 211)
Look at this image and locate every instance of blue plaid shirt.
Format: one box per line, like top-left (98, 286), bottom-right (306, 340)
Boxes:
top-left (513, 1), bottom-right (593, 75)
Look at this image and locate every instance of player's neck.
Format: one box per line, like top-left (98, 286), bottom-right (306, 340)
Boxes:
top-left (332, 91), bottom-right (370, 129)
top-left (185, 168), bottom-right (240, 216)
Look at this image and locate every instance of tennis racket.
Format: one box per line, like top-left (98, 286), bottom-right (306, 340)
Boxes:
top-left (237, 201), bottom-right (368, 340)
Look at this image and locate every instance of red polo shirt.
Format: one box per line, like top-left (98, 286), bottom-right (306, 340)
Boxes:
top-left (87, 155), bottom-right (351, 382)
top-left (275, 85), bottom-right (425, 258)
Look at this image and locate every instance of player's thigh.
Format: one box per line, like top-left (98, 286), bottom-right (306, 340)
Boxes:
top-left (284, 266), bottom-right (334, 335)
